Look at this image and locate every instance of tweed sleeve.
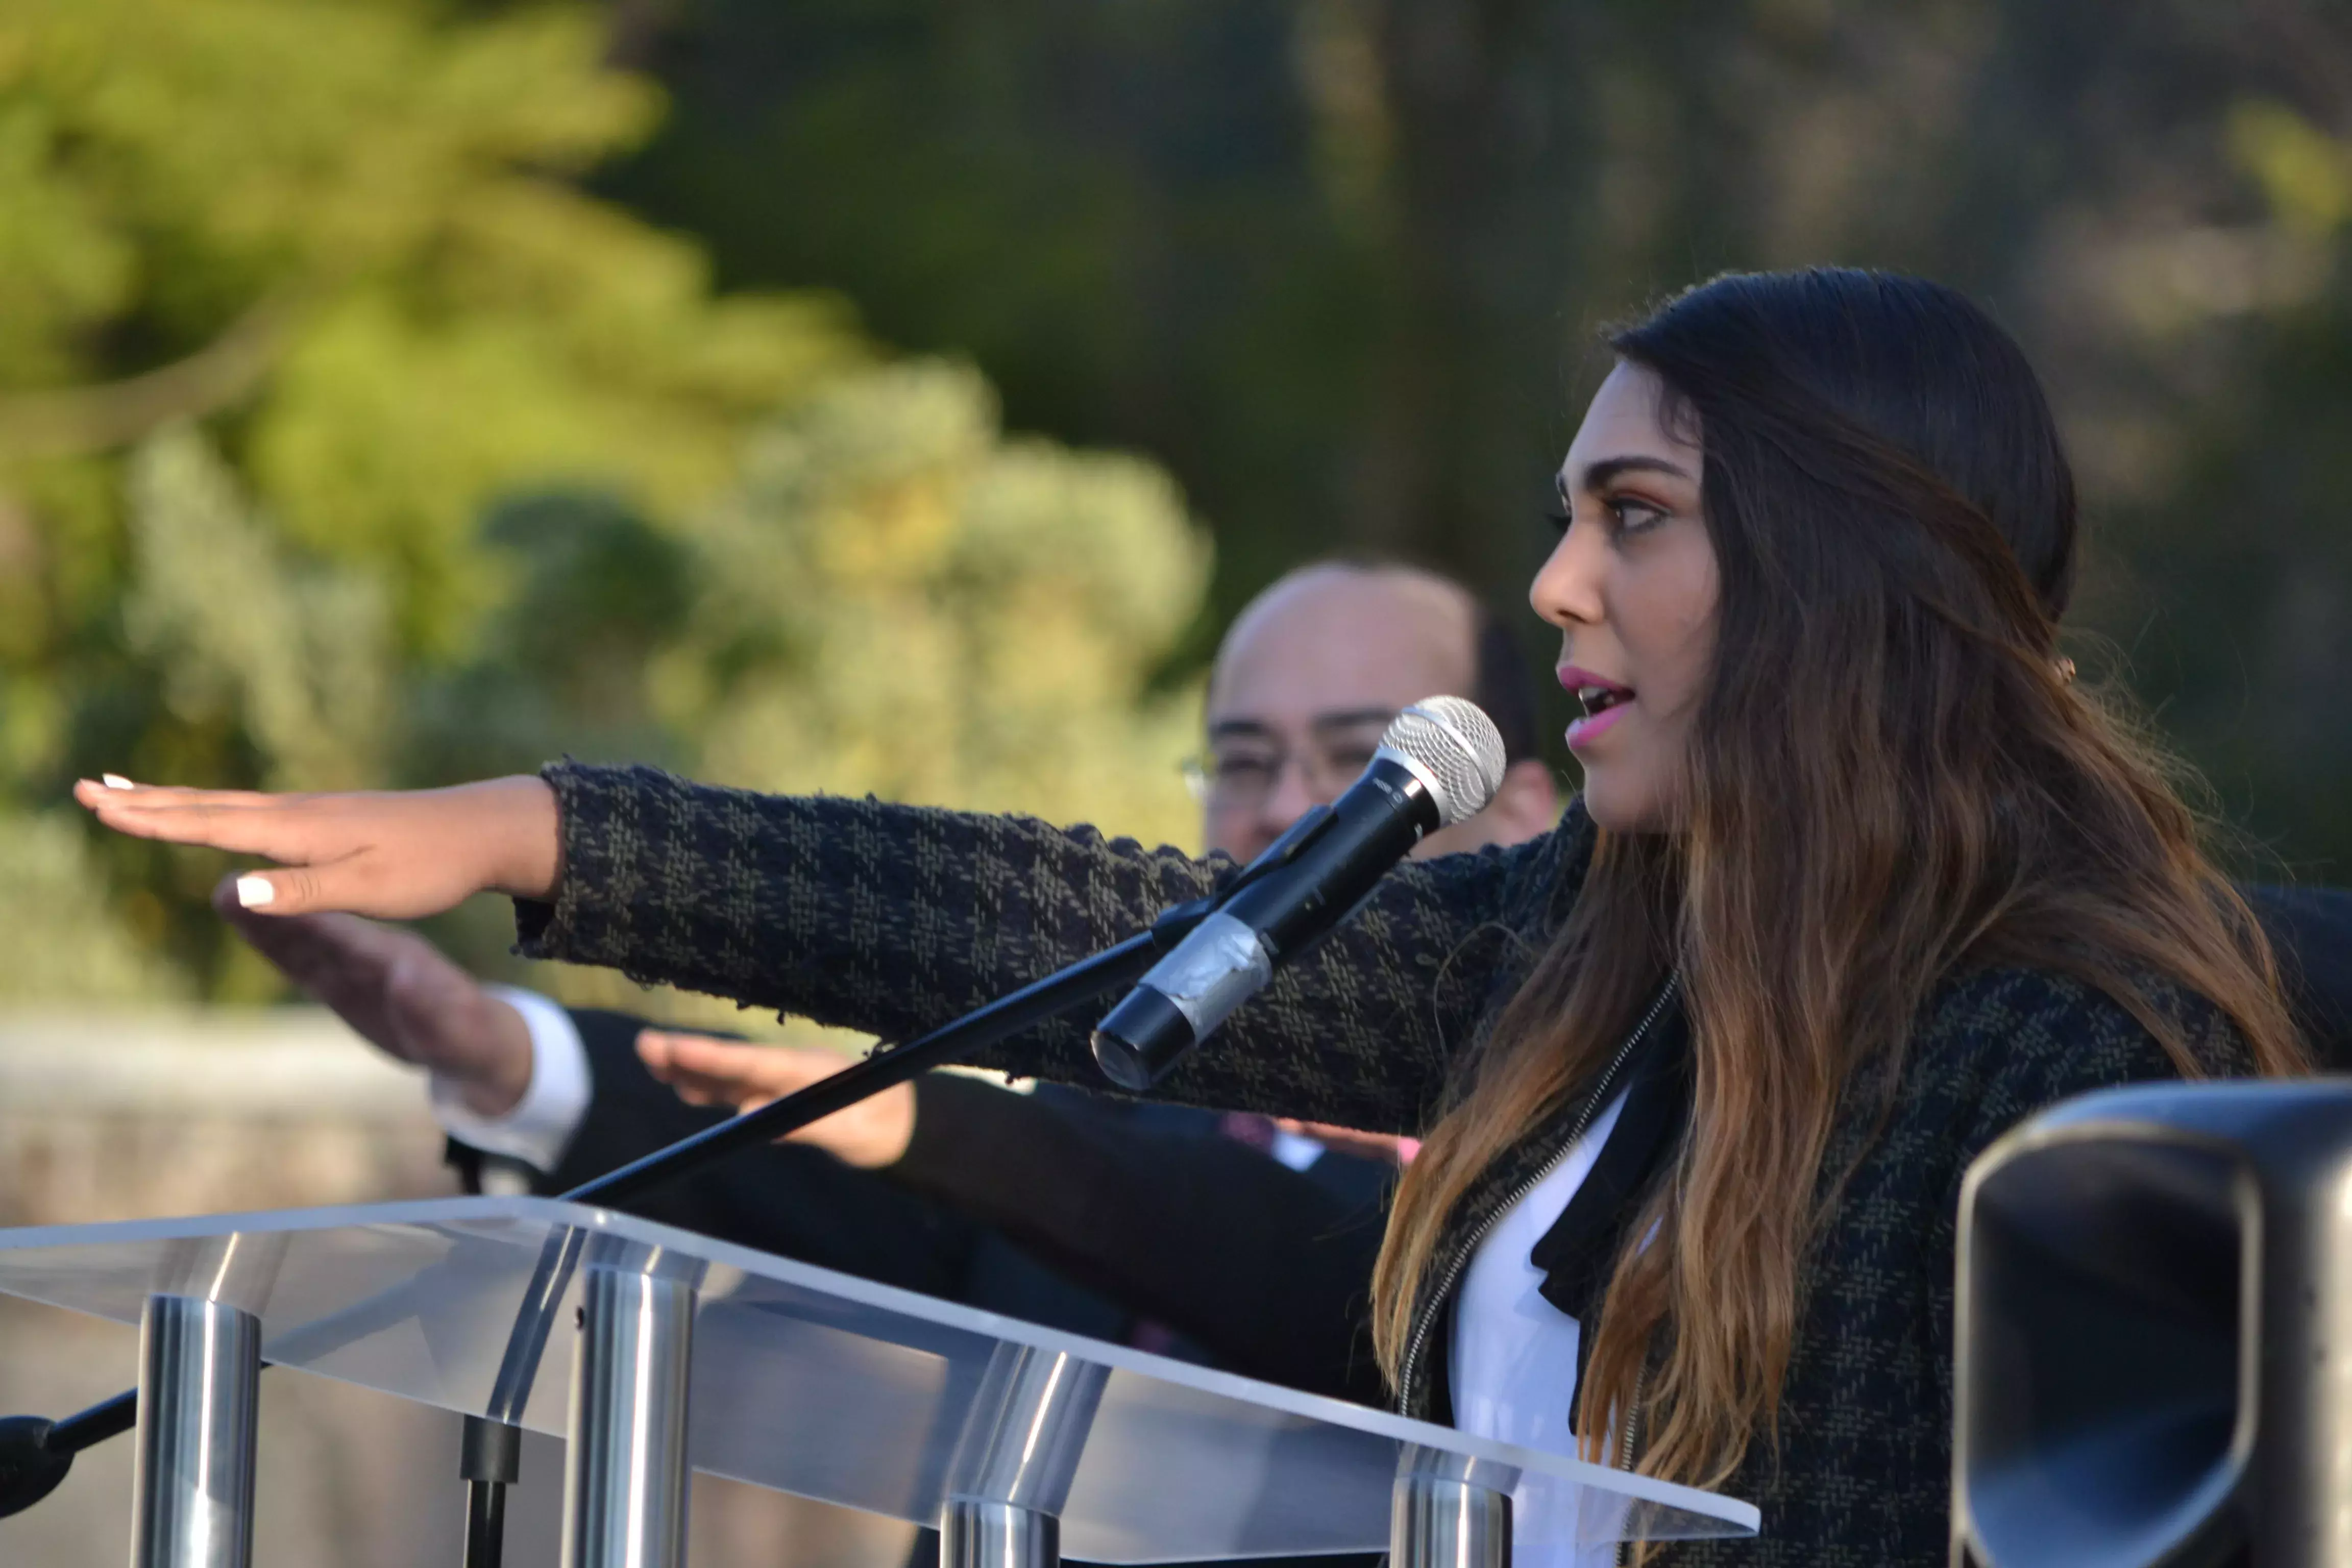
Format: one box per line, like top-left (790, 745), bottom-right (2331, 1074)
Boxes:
top-left (513, 761), bottom-right (1588, 1131)
top-left (1915, 968), bottom-right (2254, 1373)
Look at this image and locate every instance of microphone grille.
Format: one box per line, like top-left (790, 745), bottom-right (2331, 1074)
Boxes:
top-left (1381, 697), bottom-right (1508, 828)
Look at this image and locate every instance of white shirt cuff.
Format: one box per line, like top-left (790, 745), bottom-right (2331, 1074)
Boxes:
top-left (429, 986), bottom-right (593, 1174)
top-left (1269, 1129), bottom-right (1325, 1172)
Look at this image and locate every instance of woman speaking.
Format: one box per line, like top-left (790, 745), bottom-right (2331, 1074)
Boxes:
top-left (78, 268), bottom-right (2309, 1565)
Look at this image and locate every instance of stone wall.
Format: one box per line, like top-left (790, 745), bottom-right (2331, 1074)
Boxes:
top-left (0, 1008), bottom-right (917, 1567)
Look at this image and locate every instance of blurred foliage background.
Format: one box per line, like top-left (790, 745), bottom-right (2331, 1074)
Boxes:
top-left (0, 0), bottom-right (1206, 1006)
top-left (4, 0), bottom-right (2352, 1004)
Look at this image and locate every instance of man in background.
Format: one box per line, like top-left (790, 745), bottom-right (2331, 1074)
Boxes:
top-left (224, 558), bottom-right (1559, 1402)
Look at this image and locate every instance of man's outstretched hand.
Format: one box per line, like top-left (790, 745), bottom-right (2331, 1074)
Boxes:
top-left (635, 1031), bottom-right (916, 1169)
top-left (212, 875), bottom-right (533, 1118)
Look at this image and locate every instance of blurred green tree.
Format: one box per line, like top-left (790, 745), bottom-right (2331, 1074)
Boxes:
top-left (0, 0), bottom-right (1211, 1002)
top-left (663, 361), bottom-right (1206, 830)
top-left (422, 360), bottom-right (1209, 1021)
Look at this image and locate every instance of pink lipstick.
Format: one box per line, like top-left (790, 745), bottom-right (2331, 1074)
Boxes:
top-left (1559, 665), bottom-right (1635, 751)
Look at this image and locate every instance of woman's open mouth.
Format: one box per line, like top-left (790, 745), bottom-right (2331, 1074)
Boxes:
top-left (1559, 666), bottom-right (1635, 750)
top-left (1576, 684), bottom-right (1630, 717)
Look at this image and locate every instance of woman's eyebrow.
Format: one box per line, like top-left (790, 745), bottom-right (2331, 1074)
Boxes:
top-left (1572, 454), bottom-right (1695, 493)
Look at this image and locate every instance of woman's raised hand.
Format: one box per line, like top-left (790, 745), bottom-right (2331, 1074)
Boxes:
top-left (72, 774), bottom-right (561, 920)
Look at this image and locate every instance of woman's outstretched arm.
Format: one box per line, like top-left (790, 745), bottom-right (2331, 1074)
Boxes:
top-left (514, 762), bottom-right (1580, 1131)
top-left (78, 762), bottom-right (1584, 1131)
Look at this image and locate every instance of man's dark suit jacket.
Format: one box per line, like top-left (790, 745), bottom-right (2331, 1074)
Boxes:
top-left (2253, 884), bottom-right (2352, 1060)
top-left (450, 1009), bottom-right (1397, 1405)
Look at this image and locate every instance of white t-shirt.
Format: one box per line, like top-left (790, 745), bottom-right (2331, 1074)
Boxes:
top-left (1450, 1086), bottom-right (1630, 1568)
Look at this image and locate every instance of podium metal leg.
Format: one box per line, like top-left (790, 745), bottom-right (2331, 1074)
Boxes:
top-left (940, 1345), bottom-right (1109, 1568)
top-left (130, 1293), bottom-right (262, 1568)
top-left (560, 1265), bottom-right (696, 1568)
top-left (1392, 1448), bottom-right (1514, 1568)
top-left (942, 1498), bottom-right (1061, 1568)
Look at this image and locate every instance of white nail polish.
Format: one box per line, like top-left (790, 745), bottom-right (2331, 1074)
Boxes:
top-left (234, 875), bottom-right (276, 909)
top-left (101, 774), bottom-right (134, 790)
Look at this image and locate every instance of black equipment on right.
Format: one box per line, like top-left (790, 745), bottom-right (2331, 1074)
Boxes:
top-left (1952, 1077), bottom-right (2352, 1568)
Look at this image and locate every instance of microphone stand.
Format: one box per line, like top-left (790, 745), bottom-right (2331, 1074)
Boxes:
top-left (0, 891), bottom-right (1241, 1564)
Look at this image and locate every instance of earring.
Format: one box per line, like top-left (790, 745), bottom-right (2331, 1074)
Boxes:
top-left (2054, 656), bottom-right (2077, 685)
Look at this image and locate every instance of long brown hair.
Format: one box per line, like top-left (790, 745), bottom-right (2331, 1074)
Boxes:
top-left (1370, 269), bottom-right (2308, 1493)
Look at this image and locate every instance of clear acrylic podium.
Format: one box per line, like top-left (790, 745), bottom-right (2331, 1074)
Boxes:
top-left (0, 1196), bottom-right (1756, 1567)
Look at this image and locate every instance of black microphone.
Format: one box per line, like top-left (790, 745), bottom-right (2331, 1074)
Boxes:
top-left (1091, 696), bottom-right (1507, 1090)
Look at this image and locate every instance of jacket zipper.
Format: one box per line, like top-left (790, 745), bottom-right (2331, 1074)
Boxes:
top-left (1394, 974), bottom-right (1680, 1416)
top-left (1611, 1360), bottom-right (1652, 1568)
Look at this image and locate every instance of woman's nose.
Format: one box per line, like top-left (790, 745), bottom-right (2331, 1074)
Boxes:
top-left (1529, 520), bottom-right (1606, 631)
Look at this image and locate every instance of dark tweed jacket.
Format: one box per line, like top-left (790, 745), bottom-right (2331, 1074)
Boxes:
top-left (516, 761), bottom-right (2251, 1568)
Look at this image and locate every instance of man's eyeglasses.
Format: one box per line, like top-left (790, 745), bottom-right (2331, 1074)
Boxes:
top-left (1181, 714), bottom-right (1398, 810)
